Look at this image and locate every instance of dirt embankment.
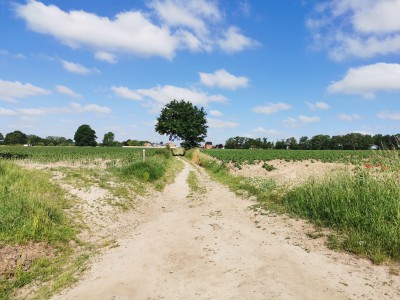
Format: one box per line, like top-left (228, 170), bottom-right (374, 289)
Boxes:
top-left (51, 159), bottom-right (399, 300)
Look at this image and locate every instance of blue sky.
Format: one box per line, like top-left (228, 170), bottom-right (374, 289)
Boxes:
top-left (1, 0), bottom-right (400, 144)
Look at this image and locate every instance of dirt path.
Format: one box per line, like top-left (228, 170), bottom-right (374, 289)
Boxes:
top-left (53, 159), bottom-right (399, 300)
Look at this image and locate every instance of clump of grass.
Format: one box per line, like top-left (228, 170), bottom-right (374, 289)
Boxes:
top-left (120, 159), bottom-right (166, 182)
top-left (283, 168), bottom-right (400, 263)
top-left (262, 162), bottom-right (276, 171)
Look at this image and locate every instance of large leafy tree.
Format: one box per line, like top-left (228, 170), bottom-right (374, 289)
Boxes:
top-left (155, 100), bottom-right (208, 149)
top-left (4, 130), bottom-right (27, 145)
top-left (74, 124), bottom-right (97, 146)
top-left (102, 131), bottom-right (115, 146)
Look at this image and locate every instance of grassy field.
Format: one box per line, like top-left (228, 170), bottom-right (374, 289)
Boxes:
top-left (194, 148), bottom-right (400, 263)
top-left (0, 146), bottom-right (175, 299)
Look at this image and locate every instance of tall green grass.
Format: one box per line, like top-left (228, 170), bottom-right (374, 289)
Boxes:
top-left (0, 160), bottom-right (76, 245)
top-left (0, 160), bottom-right (78, 299)
top-left (283, 166), bottom-right (400, 263)
top-left (196, 150), bottom-right (400, 263)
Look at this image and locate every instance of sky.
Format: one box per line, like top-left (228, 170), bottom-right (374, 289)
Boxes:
top-left (1, 0), bottom-right (400, 145)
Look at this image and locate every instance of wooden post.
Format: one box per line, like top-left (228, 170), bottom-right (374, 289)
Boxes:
top-left (143, 149), bottom-right (146, 162)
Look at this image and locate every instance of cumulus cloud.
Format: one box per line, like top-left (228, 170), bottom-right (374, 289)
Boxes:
top-left (55, 85), bottom-right (82, 98)
top-left (307, 0), bottom-right (400, 60)
top-left (378, 111), bottom-right (400, 120)
top-left (199, 69), bottom-right (249, 90)
top-left (218, 26), bottom-right (259, 53)
top-left (15, 0), bottom-right (258, 60)
top-left (112, 85), bottom-right (226, 111)
top-left (328, 63), bottom-right (400, 98)
top-left (253, 127), bottom-right (279, 135)
top-left (306, 101), bottom-right (330, 110)
top-left (337, 113), bottom-right (361, 121)
top-left (61, 60), bottom-right (93, 75)
top-left (69, 102), bottom-right (111, 114)
top-left (95, 51), bottom-right (117, 64)
top-left (207, 118), bottom-right (239, 128)
top-left (0, 79), bottom-right (51, 102)
top-left (209, 110), bottom-right (222, 117)
top-left (283, 115), bottom-right (320, 127)
top-left (253, 102), bottom-right (291, 114)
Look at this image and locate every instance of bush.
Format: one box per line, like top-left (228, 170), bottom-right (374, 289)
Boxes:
top-left (120, 160), bottom-right (166, 182)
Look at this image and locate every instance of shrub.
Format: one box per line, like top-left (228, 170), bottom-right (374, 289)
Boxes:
top-left (120, 160), bottom-right (166, 182)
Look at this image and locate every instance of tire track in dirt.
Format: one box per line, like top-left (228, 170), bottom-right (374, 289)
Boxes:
top-left (53, 158), bottom-right (399, 300)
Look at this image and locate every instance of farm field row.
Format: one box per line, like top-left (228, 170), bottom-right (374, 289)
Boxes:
top-left (202, 149), bottom-right (390, 165)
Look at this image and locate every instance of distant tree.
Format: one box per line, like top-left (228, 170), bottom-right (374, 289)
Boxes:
top-left (155, 99), bottom-right (207, 149)
top-left (275, 139), bottom-right (286, 149)
top-left (74, 124), bottom-right (97, 147)
top-left (27, 134), bottom-right (43, 146)
top-left (298, 136), bottom-right (309, 150)
top-left (285, 137), bottom-right (298, 149)
top-left (0, 133), bottom-right (3, 141)
top-left (102, 132), bottom-right (115, 147)
top-left (310, 134), bottom-right (331, 150)
top-left (66, 139), bottom-right (74, 146)
top-left (4, 130), bottom-right (28, 145)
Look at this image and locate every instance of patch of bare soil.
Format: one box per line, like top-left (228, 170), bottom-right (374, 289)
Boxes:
top-left (51, 159), bottom-right (399, 300)
top-left (230, 159), bottom-right (352, 185)
top-left (0, 242), bottom-right (54, 277)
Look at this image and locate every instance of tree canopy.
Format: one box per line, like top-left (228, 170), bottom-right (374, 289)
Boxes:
top-left (4, 130), bottom-right (27, 145)
top-left (155, 99), bottom-right (208, 149)
top-left (74, 124), bottom-right (97, 147)
top-left (102, 131), bottom-right (115, 147)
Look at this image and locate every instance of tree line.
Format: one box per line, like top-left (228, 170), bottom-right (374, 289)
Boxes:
top-left (0, 125), bottom-right (150, 147)
top-left (225, 133), bottom-right (400, 150)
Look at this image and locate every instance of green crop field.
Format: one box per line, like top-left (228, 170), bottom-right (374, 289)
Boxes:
top-left (202, 149), bottom-right (390, 166)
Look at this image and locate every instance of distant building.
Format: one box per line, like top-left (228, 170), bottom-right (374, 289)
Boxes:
top-left (204, 142), bottom-right (213, 149)
top-left (166, 142), bottom-right (176, 148)
top-left (143, 142), bottom-right (152, 147)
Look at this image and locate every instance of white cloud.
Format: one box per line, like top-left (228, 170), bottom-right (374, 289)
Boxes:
top-left (15, 102), bottom-right (112, 117)
top-left (306, 101), bottom-right (330, 110)
top-left (378, 111), bottom-right (400, 120)
top-left (283, 117), bottom-right (298, 128)
top-left (253, 127), bottom-right (279, 135)
top-left (299, 115), bottom-right (320, 123)
top-left (61, 60), bottom-right (92, 75)
top-left (307, 0), bottom-right (400, 60)
top-left (337, 113), bottom-right (361, 121)
top-left (253, 102), bottom-right (291, 114)
top-left (95, 51), bottom-right (117, 64)
top-left (218, 26), bottom-right (259, 53)
top-left (16, 0), bottom-right (258, 60)
top-left (0, 107), bottom-right (16, 116)
top-left (16, 1), bottom-right (179, 60)
top-left (208, 118), bottom-right (239, 128)
top-left (112, 85), bottom-right (226, 112)
top-left (209, 110), bottom-right (222, 117)
top-left (55, 85), bottom-right (82, 98)
top-left (0, 80), bottom-right (51, 102)
top-left (111, 86), bottom-right (142, 101)
top-left (284, 115), bottom-right (320, 127)
top-left (199, 69), bottom-right (249, 90)
top-left (69, 102), bottom-right (112, 114)
top-left (328, 63), bottom-right (400, 98)
top-left (149, 0), bottom-right (221, 36)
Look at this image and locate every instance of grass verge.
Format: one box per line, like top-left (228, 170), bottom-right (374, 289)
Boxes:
top-left (0, 160), bottom-right (81, 299)
top-left (188, 149), bottom-right (400, 264)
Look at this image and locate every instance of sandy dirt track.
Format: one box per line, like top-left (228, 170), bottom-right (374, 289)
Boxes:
top-left (53, 159), bottom-right (399, 300)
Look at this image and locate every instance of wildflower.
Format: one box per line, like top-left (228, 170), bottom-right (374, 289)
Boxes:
top-left (382, 166), bottom-right (388, 171)
top-left (365, 164), bottom-right (374, 169)
top-left (376, 163), bottom-right (382, 167)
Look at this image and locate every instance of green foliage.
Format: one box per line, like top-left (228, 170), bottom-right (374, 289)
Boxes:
top-left (102, 131), bottom-right (115, 146)
top-left (0, 160), bottom-right (76, 245)
top-left (155, 99), bottom-right (208, 149)
top-left (203, 149), bottom-right (392, 168)
top-left (74, 124), bottom-right (97, 147)
top-left (262, 162), bottom-right (276, 171)
top-left (225, 136), bottom-right (273, 149)
top-left (120, 160), bottom-right (166, 182)
top-left (4, 130), bottom-right (27, 145)
top-left (283, 169), bottom-right (400, 263)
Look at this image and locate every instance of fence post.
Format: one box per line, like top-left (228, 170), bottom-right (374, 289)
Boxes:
top-left (143, 149), bottom-right (146, 162)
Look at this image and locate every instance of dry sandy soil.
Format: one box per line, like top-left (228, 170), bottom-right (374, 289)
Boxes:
top-left (48, 158), bottom-right (399, 300)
